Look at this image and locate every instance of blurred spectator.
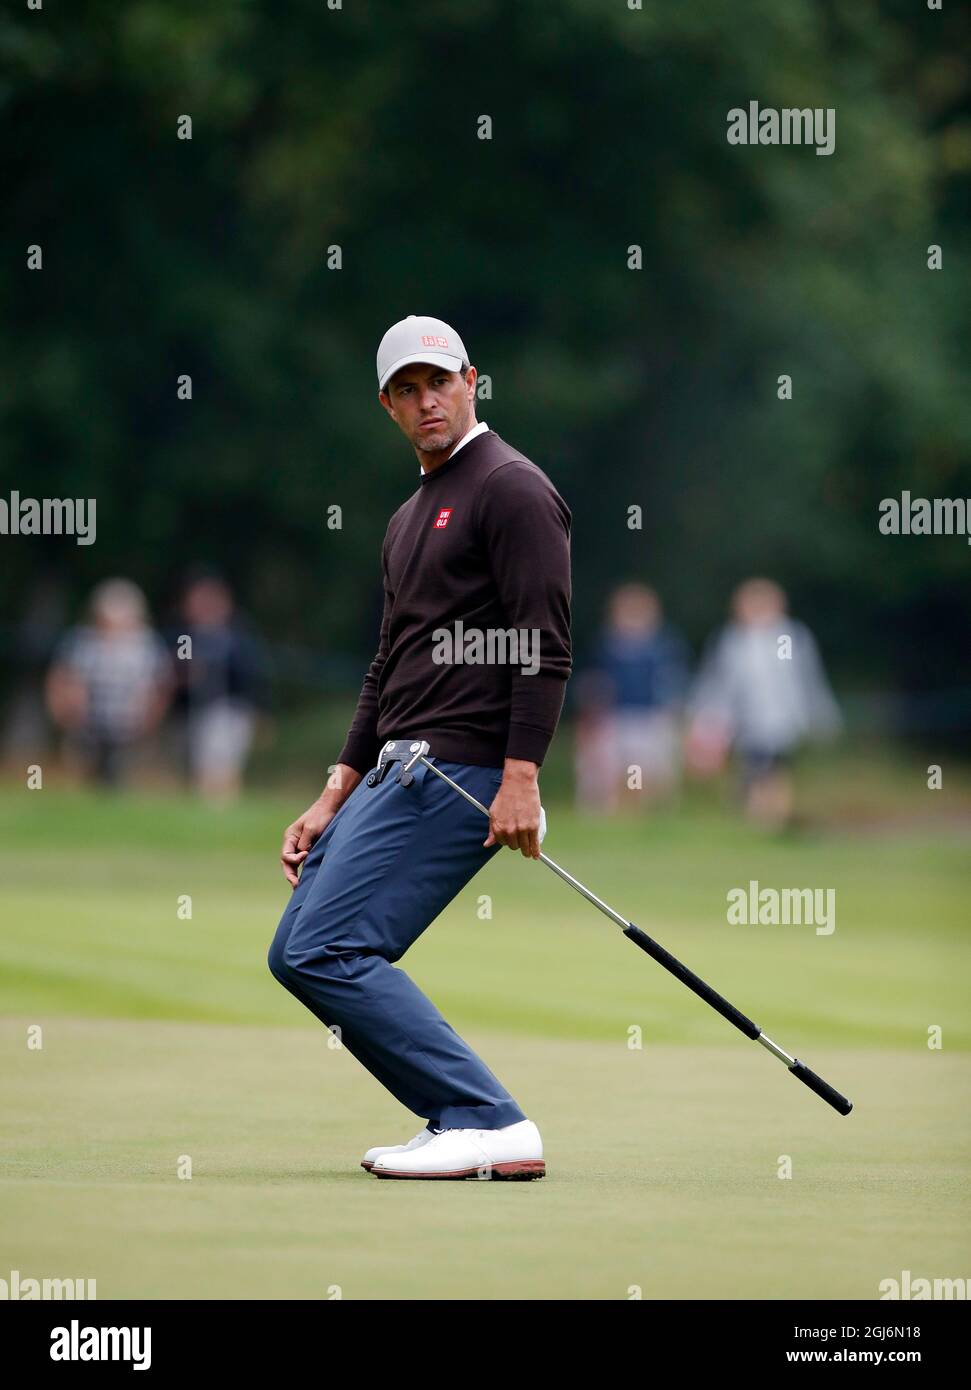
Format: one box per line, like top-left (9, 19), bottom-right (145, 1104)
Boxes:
top-left (45, 578), bottom-right (172, 786)
top-left (575, 583), bottom-right (690, 812)
top-left (685, 578), bottom-right (842, 828)
top-left (171, 572), bottom-right (269, 801)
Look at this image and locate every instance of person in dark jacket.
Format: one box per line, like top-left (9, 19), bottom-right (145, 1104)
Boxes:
top-left (172, 572), bottom-right (269, 802)
top-left (575, 583), bottom-right (690, 812)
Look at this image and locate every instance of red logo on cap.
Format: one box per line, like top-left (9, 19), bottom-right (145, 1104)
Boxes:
top-left (422, 335), bottom-right (449, 348)
top-left (433, 508), bottom-right (452, 528)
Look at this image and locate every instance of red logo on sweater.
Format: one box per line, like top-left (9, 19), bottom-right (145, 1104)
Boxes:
top-left (434, 508), bottom-right (452, 528)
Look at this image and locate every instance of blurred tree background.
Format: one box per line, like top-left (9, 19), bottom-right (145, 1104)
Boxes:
top-left (2, 0), bottom-right (970, 749)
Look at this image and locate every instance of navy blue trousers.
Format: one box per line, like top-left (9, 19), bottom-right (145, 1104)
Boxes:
top-left (267, 757), bottom-right (527, 1131)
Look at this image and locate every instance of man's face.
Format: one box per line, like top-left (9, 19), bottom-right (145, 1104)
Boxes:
top-left (379, 362), bottom-right (477, 456)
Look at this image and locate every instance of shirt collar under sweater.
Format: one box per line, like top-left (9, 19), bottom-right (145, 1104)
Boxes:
top-left (418, 420), bottom-right (490, 481)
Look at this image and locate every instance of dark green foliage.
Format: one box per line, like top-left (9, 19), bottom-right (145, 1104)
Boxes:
top-left (2, 1), bottom-right (969, 691)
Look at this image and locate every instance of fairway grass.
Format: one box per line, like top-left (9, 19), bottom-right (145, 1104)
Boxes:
top-left (2, 789), bottom-right (969, 1298)
top-left (2, 1018), bottom-right (968, 1300)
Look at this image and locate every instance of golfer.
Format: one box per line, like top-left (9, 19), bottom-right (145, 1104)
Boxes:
top-left (267, 315), bottom-right (572, 1179)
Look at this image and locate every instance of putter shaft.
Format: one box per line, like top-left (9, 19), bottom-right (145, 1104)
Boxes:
top-left (418, 754), bottom-right (853, 1117)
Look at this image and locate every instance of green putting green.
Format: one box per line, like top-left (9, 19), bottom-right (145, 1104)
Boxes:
top-left (1, 787), bottom-right (968, 1298)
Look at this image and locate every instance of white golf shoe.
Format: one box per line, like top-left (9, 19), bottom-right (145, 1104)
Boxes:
top-left (360, 1125), bottom-right (437, 1172)
top-left (370, 1119), bottom-right (544, 1180)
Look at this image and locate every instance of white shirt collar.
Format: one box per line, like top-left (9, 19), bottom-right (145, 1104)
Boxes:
top-left (419, 420), bottom-right (488, 474)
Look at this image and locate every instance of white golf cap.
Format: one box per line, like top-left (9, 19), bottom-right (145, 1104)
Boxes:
top-left (376, 315), bottom-right (469, 391)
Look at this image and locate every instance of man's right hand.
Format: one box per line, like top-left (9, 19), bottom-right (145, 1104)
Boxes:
top-left (280, 765), bottom-right (362, 888)
top-left (280, 800), bottom-right (334, 888)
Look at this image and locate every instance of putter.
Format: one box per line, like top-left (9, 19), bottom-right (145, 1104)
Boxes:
top-left (368, 739), bottom-right (853, 1117)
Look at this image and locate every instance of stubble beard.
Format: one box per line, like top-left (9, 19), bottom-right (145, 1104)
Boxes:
top-left (414, 422), bottom-right (458, 454)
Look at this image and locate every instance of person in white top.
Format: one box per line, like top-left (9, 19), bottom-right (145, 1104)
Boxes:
top-left (686, 578), bottom-right (842, 828)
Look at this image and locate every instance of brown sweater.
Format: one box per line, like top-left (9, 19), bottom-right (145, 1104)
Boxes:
top-left (337, 429), bottom-right (572, 773)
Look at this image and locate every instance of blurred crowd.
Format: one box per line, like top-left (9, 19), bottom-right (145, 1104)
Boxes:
top-left (8, 569), bottom-right (840, 824)
top-left (41, 572), bottom-right (269, 801)
top-left (574, 579), bottom-right (842, 829)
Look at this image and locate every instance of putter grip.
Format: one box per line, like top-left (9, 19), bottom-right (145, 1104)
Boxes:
top-left (624, 923), bottom-right (761, 1040)
top-left (789, 1060), bottom-right (853, 1115)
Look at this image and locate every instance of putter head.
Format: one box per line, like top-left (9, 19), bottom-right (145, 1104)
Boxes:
top-left (366, 739), bottom-right (431, 788)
